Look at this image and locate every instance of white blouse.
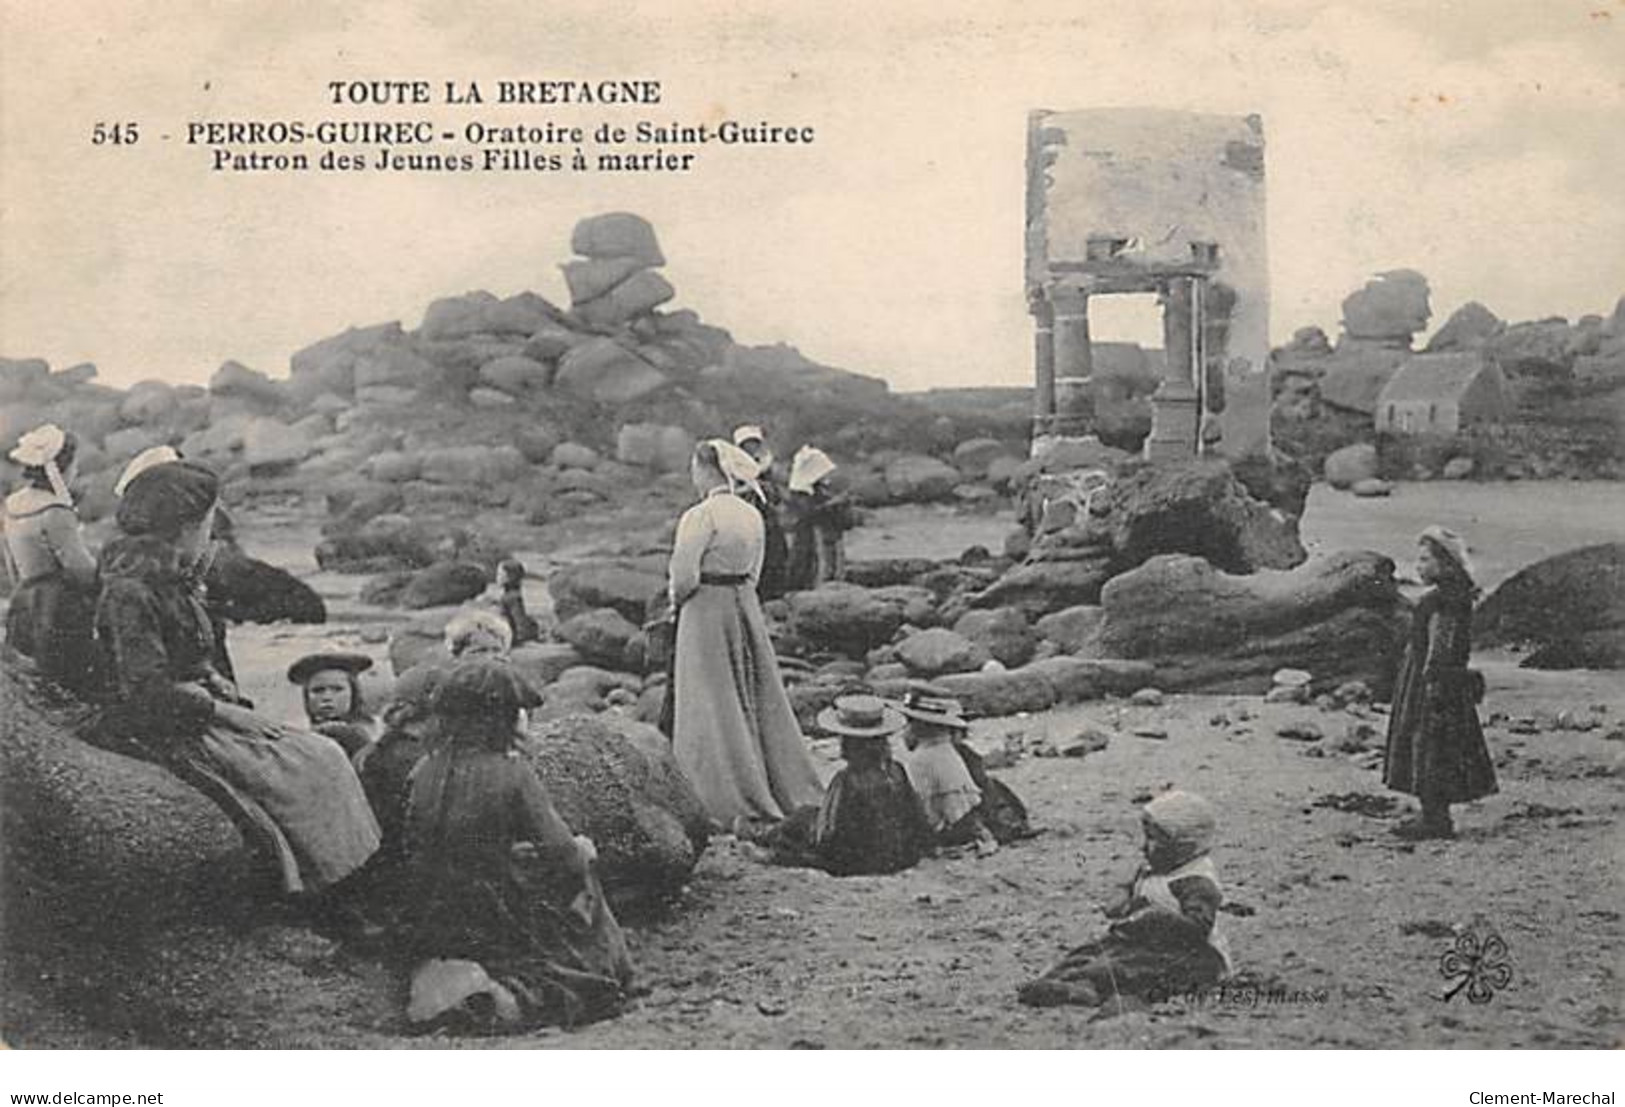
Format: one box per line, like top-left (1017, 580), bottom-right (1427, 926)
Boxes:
top-left (668, 487), bottom-right (765, 605)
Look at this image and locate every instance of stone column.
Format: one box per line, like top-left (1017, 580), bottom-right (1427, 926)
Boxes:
top-left (1029, 289), bottom-right (1056, 436)
top-left (1051, 284), bottom-right (1094, 436)
top-left (1145, 277), bottom-right (1202, 462)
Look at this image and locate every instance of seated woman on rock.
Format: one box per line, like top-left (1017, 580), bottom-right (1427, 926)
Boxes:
top-left (897, 691), bottom-right (1030, 854)
top-left (94, 459), bottom-right (381, 903)
top-left (288, 650), bottom-right (379, 759)
top-left (399, 658), bottom-right (633, 1033)
top-left (1018, 790), bottom-right (1233, 1011)
top-left (3, 424), bottom-right (99, 696)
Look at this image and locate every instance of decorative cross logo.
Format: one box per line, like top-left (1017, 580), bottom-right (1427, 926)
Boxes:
top-left (1439, 918), bottom-right (1513, 1004)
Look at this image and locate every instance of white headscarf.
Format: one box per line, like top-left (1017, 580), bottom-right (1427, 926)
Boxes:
top-left (789, 446), bottom-right (837, 494)
top-left (115, 445), bottom-right (182, 497)
top-left (8, 424), bottom-right (71, 500)
top-left (705, 438), bottom-right (762, 496)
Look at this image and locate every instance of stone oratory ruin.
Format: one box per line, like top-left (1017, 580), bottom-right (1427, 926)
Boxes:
top-left (1025, 108), bottom-right (1271, 462)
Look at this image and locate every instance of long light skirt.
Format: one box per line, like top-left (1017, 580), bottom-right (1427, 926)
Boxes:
top-left (181, 716), bottom-right (381, 893)
top-left (672, 584), bottom-right (823, 824)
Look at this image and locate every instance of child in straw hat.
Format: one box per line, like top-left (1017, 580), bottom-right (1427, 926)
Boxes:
top-left (810, 695), bottom-right (935, 876)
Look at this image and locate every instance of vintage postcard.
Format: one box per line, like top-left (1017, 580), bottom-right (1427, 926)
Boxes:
top-left (1, 0), bottom-right (1621, 1075)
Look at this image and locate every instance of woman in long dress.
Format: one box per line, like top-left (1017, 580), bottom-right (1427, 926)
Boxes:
top-left (399, 659), bottom-right (633, 1032)
top-left (94, 460), bottom-right (380, 898)
top-left (3, 424), bottom-right (99, 696)
top-left (669, 439), bottom-right (823, 829)
top-left (1383, 525), bottom-right (1497, 839)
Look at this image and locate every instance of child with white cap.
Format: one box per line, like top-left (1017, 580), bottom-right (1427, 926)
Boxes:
top-left (1019, 789), bottom-right (1233, 1009)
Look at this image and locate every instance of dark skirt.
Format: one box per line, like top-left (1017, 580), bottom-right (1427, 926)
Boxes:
top-left (1384, 661), bottom-right (1498, 804)
top-left (1020, 935), bottom-right (1227, 1006)
top-left (6, 573), bottom-right (99, 696)
top-left (804, 760), bottom-right (933, 876)
top-left (955, 741), bottom-right (1034, 844)
top-left (405, 853), bottom-right (633, 1030)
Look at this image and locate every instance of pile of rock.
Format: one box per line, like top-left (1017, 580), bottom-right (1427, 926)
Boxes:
top-left (1271, 280), bottom-right (1625, 483)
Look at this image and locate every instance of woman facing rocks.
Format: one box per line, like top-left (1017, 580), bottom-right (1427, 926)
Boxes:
top-left (668, 439), bottom-right (823, 831)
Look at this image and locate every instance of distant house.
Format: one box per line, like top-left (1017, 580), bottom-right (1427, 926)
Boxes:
top-left (1375, 353), bottom-right (1507, 435)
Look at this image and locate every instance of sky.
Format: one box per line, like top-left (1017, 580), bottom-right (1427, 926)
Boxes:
top-left (1, 0), bottom-right (1622, 392)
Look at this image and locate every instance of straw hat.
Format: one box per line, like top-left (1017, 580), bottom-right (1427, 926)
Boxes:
top-left (816, 694), bottom-right (905, 738)
top-left (895, 689), bottom-right (970, 730)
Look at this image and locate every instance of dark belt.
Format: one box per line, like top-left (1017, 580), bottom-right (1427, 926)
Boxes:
top-left (700, 572), bottom-right (750, 586)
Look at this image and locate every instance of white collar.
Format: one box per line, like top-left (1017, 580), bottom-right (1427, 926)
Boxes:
top-left (5, 486), bottom-right (72, 516)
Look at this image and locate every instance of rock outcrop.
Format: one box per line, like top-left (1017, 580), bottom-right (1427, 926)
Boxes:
top-left (521, 712), bottom-right (711, 909)
top-left (1473, 543), bottom-right (1625, 670)
top-left (1094, 551), bottom-right (1405, 695)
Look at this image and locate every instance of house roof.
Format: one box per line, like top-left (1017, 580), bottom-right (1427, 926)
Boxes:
top-left (1316, 347), bottom-right (1408, 414)
top-left (1376, 352), bottom-right (1499, 405)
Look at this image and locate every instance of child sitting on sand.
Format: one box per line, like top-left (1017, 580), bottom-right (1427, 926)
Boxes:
top-left (897, 691), bottom-right (1002, 855)
top-left (810, 695), bottom-right (935, 876)
top-left (758, 695), bottom-right (935, 876)
top-left (1018, 790), bottom-right (1233, 1009)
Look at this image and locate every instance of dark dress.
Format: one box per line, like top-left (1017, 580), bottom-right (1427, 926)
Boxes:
top-left (499, 585), bottom-right (541, 647)
top-left (1384, 585), bottom-right (1498, 804)
top-left (814, 751), bottom-right (935, 875)
top-left (742, 477), bottom-right (791, 601)
top-left (357, 726), bottom-right (432, 853)
top-left (784, 482), bottom-right (852, 593)
top-left (401, 742), bottom-right (633, 1029)
top-left (955, 740), bottom-right (1034, 844)
top-left (1020, 860), bottom-right (1231, 1007)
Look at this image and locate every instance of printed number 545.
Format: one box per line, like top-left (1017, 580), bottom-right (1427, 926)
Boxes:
top-left (92, 122), bottom-right (140, 145)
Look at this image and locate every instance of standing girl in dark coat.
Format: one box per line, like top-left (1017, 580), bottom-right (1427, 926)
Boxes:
top-left (1384, 526), bottom-right (1497, 840)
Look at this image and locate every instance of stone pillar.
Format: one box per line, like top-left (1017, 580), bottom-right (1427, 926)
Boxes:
top-left (1145, 277), bottom-right (1202, 462)
top-left (1029, 289), bottom-right (1056, 437)
top-left (1051, 284), bottom-right (1094, 436)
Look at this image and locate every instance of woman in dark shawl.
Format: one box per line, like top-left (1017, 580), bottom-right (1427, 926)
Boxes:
top-left (399, 659), bottom-right (633, 1033)
top-left (1384, 525), bottom-right (1498, 840)
top-left (94, 460), bottom-right (380, 897)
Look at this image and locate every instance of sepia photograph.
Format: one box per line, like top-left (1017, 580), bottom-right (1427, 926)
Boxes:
top-left (1, 0), bottom-right (1621, 1074)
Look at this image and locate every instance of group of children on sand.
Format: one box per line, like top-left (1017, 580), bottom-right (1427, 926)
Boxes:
top-left (752, 685), bottom-right (1235, 1010)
